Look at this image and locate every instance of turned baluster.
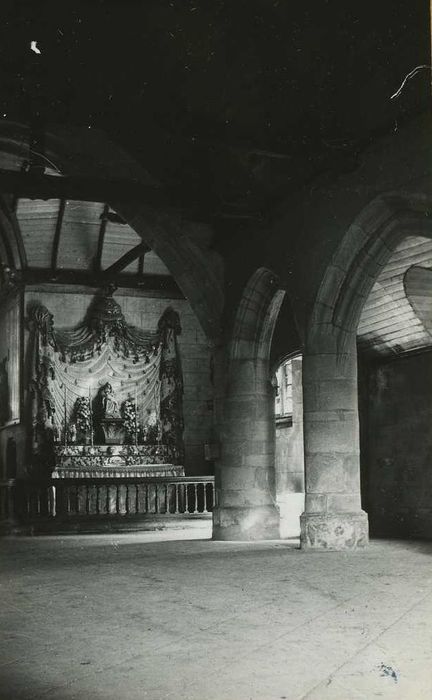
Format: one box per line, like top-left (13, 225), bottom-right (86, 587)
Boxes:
top-left (49, 485), bottom-right (56, 517)
top-left (174, 483), bottom-right (179, 514)
top-left (36, 490), bottom-right (41, 516)
top-left (208, 482), bottom-right (213, 512)
top-left (65, 486), bottom-right (70, 516)
top-left (193, 483), bottom-right (198, 513)
top-left (203, 483), bottom-right (207, 513)
top-left (206, 481), bottom-right (213, 512)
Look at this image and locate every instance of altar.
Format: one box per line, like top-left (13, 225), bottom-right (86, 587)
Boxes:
top-left (28, 286), bottom-right (185, 479)
top-left (52, 444), bottom-right (185, 479)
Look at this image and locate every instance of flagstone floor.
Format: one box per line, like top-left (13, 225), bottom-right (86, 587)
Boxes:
top-left (1, 533), bottom-right (431, 699)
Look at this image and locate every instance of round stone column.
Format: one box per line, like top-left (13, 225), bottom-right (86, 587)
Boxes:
top-left (213, 357), bottom-right (280, 540)
top-left (300, 334), bottom-right (368, 550)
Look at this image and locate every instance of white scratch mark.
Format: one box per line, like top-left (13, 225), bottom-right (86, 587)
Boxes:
top-left (390, 65), bottom-right (430, 100)
top-left (30, 40), bottom-right (41, 54)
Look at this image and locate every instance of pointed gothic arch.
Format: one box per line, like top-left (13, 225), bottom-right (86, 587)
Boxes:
top-left (301, 191), bottom-right (432, 550)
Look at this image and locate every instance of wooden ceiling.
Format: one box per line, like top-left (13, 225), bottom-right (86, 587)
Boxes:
top-left (358, 236), bottom-right (432, 356)
top-left (15, 198), bottom-right (170, 278)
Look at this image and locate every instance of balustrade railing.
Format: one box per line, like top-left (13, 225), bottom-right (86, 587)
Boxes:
top-left (0, 480), bottom-right (16, 525)
top-left (13, 476), bottom-right (215, 526)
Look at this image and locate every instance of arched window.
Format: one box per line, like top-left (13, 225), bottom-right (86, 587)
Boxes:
top-left (275, 357), bottom-right (295, 422)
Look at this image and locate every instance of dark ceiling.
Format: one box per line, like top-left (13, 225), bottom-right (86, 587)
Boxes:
top-left (0, 0), bottom-right (430, 219)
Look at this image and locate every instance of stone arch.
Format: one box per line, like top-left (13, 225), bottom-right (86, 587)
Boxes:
top-left (230, 267), bottom-right (285, 362)
top-left (213, 267), bottom-right (286, 540)
top-left (301, 191), bottom-right (432, 550)
top-left (0, 123), bottom-right (223, 341)
top-left (308, 193), bottom-right (432, 351)
top-left (270, 348), bottom-right (303, 379)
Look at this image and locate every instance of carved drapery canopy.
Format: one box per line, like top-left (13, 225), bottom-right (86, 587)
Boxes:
top-left (31, 287), bottom-right (160, 363)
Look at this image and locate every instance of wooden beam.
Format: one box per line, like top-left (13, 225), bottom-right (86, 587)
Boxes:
top-left (0, 196), bottom-right (28, 270)
top-left (0, 168), bottom-right (252, 224)
top-left (0, 169), bottom-right (166, 207)
top-left (94, 203), bottom-right (109, 272)
top-left (51, 199), bottom-right (66, 272)
top-left (104, 242), bottom-right (150, 275)
top-left (18, 268), bottom-right (184, 296)
top-left (138, 252), bottom-right (145, 276)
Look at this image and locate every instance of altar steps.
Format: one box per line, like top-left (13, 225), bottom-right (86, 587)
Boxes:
top-left (9, 513), bottom-right (212, 537)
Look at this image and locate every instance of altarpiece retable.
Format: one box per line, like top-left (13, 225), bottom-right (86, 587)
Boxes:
top-left (28, 288), bottom-right (185, 478)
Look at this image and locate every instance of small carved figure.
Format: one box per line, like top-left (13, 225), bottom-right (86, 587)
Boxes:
top-left (68, 423), bottom-right (77, 444)
top-left (100, 382), bottom-right (120, 418)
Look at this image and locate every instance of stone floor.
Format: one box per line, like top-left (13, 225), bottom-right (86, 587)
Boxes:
top-left (1, 533), bottom-right (431, 700)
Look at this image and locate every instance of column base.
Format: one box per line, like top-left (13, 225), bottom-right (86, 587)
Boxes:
top-left (213, 505), bottom-right (280, 541)
top-left (300, 511), bottom-right (368, 550)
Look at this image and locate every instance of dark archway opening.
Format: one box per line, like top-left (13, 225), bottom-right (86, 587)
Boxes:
top-left (358, 234), bottom-right (432, 540)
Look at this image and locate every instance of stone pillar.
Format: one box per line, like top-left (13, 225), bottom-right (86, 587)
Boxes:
top-left (213, 357), bottom-right (280, 540)
top-left (300, 335), bottom-right (368, 550)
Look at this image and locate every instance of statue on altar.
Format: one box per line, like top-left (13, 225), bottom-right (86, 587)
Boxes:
top-left (100, 383), bottom-right (120, 418)
top-left (96, 382), bottom-right (125, 444)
